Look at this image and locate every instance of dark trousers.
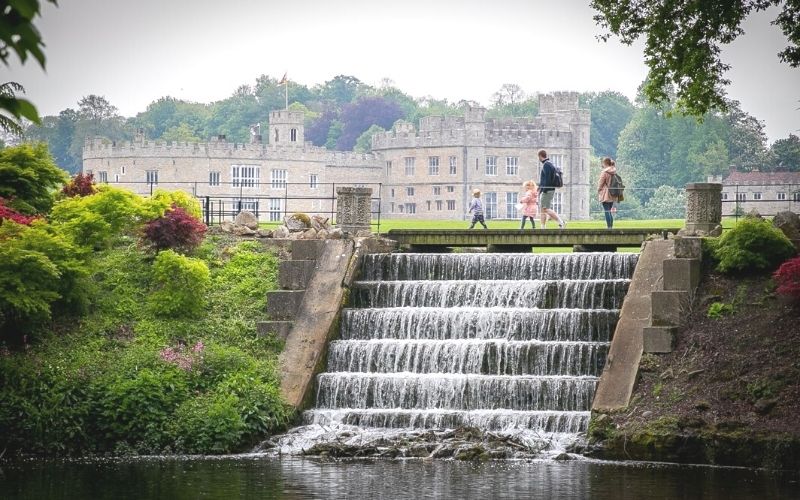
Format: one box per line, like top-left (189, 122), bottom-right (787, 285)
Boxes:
top-left (602, 201), bottom-right (614, 228)
top-left (520, 216), bottom-right (536, 229)
top-left (469, 213), bottom-right (487, 229)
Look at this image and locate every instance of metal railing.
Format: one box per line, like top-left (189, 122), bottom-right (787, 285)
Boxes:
top-left (722, 183), bottom-right (800, 222)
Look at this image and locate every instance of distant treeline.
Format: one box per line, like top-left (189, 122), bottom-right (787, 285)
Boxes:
top-left (20, 74), bottom-right (800, 199)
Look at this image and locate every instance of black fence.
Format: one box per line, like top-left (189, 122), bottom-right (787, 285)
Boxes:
top-left (721, 183), bottom-right (800, 222)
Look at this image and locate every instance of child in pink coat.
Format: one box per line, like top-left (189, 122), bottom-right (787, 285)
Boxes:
top-left (520, 180), bottom-right (539, 229)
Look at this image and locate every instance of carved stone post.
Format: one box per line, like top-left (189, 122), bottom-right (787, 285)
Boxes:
top-left (683, 183), bottom-right (722, 235)
top-left (336, 187), bottom-right (373, 234)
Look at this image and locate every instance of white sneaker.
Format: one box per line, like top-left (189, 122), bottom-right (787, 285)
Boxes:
top-left (559, 220), bottom-right (566, 229)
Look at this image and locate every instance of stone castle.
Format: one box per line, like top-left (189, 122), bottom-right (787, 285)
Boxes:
top-left (82, 92), bottom-right (591, 221)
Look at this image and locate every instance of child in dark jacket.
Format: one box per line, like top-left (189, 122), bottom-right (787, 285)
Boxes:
top-left (468, 188), bottom-right (488, 229)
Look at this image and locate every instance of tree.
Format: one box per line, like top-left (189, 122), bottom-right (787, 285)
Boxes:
top-left (306, 108), bottom-right (337, 147)
top-left (132, 96), bottom-right (209, 140)
top-left (69, 95), bottom-right (130, 168)
top-left (644, 185), bottom-right (686, 219)
top-left (354, 124), bottom-right (385, 153)
top-left (771, 134), bottom-right (800, 171)
top-left (161, 123), bottom-right (201, 143)
top-left (0, 1), bottom-right (58, 132)
top-left (592, 0), bottom-right (800, 116)
top-left (335, 97), bottom-right (403, 151)
top-left (492, 84), bottom-right (526, 107)
top-left (315, 75), bottom-right (365, 106)
top-left (0, 142), bottom-right (68, 214)
top-left (581, 91), bottom-right (635, 158)
top-left (24, 108), bottom-right (79, 172)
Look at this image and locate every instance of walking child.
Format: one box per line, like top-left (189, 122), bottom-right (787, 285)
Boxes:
top-left (468, 188), bottom-right (488, 229)
top-left (520, 180), bottom-right (538, 229)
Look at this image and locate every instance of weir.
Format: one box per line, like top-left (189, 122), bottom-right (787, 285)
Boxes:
top-left (286, 252), bottom-right (637, 450)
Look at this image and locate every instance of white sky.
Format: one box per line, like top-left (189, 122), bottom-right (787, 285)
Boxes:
top-left (5, 0), bottom-right (799, 143)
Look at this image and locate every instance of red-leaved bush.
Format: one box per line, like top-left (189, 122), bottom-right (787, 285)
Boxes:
top-left (0, 197), bottom-right (38, 225)
top-left (62, 172), bottom-right (96, 197)
top-left (143, 204), bottom-right (207, 252)
top-left (774, 256), bottom-right (800, 303)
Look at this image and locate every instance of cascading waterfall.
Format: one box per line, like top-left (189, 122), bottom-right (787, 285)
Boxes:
top-left (277, 252), bottom-right (637, 456)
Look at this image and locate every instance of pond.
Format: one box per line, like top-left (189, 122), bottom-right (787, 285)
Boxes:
top-left (1, 456), bottom-right (797, 499)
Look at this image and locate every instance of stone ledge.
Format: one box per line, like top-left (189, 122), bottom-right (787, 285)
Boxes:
top-left (291, 240), bottom-right (326, 261)
top-left (651, 290), bottom-right (691, 327)
top-left (279, 260), bottom-right (316, 290)
top-left (266, 290), bottom-right (305, 320)
top-left (643, 326), bottom-right (677, 353)
top-left (257, 321), bottom-right (293, 340)
top-left (673, 237), bottom-right (703, 259)
top-left (663, 258), bottom-right (701, 292)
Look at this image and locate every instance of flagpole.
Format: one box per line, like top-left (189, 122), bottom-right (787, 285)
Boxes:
top-left (284, 78), bottom-right (288, 110)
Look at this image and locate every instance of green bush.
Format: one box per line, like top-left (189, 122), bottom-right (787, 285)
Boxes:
top-left (712, 218), bottom-right (796, 274)
top-left (707, 301), bottom-right (734, 319)
top-left (142, 189), bottom-right (202, 220)
top-left (171, 391), bottom-right (246, 454)
top-left (50, 186), bottom-right (145, 249)
top-left (0, 143), bottom-right (68, 214)
top-left (149, 250), bottom-right (210, 317)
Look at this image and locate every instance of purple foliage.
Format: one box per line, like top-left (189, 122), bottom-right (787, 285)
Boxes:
top-left (336, 97), bottom-right (403, 151)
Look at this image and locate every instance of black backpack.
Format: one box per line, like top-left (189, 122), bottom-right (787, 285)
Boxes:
top-left (608, 172), bottom-right (625, 197)
top-left (548, 160), bottom-right (563, 188)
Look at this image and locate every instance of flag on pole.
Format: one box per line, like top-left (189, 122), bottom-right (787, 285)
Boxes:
top-left (278, 72), bottom-right (287, 85)
top-left (279, 72), bottom-right (288, 109)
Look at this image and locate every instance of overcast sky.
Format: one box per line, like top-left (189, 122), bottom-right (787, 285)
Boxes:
top-left (6, 0), bottom-right (799, 143)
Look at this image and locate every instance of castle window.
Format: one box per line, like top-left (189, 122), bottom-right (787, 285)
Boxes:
top-left (114, 174), bottom-right (119, 183)
top-left (404, 157), bottom-right (415, 176)
top-left (794, 192), bottom-right (800, 202)
top-left (449, 156), bottom-right (457, 175)
top-left (722, 192), bottom-right (728, 200)
top-left (209, 171), bottom-right (221, 186)
top-left (146, 170), bottom-right (158, 184)
top-left (506, 192), bottom-right (518, 218)
top-left (551, 154), bottom-right (564, 168)
top-left (433, 186), bottom-right (441, 195)
top-left (390, 202), bottom-right (395, 213)
top-left (386, 161), bottom-right (392, 176)
top-left (98, 171), bottom-right (108, 183)
top-left (506, 157), bottom-right (519, 176)
top-left (447, 200), bottom-right (456, 210)
top-left (232, 165), bottom-right (260, 188)
top-left (436, 200), bottom-right (443, 211)
top-left (405, 203), bottom-right (416, 214)
top-left (428, 156), bottom-right (439, 175)
top-left (552, 192), bottom-right (563, 214)
top-left (485, 157), bottom-right (497, 176)
top-left (391, 188), bottom-right (395, 198)
top-left (274, 129), bottom-right (279, 142)
top-left (270, 169), bottom-right (286, 189)
top-left (399, 205), bottom-right (405, 213)
top-left (777, 192), bottom-right (786, 201)
top-left (447, 186), bottom-right (455, 193)
top-left (237, 198), bottom-right (259, 213)
top-left (121, 165), bottom-right (126, 175)
top-left (484, 192), bottom-right (497, 218)
top-left (736, 192), bottom-right (746, 201)
top-left (290, 128), bottom-right (297, 142)
top-left (269, 198), bottom-right (283, 222)
top-left (310, 174), bottom-right (318, 189)
top-left (753, 192), bottom-right (762, 200)
top-left (407, 187), bottom-right (415, 197)
top-left (427, 201), bottom-right (431, 210)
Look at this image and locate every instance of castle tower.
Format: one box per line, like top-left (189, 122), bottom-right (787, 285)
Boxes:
top-left (268, 110), bottom-right (304, 146)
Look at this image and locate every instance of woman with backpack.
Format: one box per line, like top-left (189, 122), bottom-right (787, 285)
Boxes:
top-left (597, 157), bottom-right (622, 229)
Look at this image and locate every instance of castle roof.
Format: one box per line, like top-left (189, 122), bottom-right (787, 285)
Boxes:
top-left (723, 170), bottom-right (800, 185)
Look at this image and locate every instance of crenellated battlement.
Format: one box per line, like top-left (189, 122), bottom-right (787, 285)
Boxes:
top-left (538, 91), bottom-right (580, 114)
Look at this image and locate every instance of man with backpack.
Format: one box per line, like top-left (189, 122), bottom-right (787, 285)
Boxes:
top-left (597, 157), bottom-right (625, 229)
top-left (537, 150), bottom-right (566, 229)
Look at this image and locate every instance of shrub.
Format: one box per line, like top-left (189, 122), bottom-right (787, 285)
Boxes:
top-left (149, 250), bottom-right (210, 317)
top-left (0, 197), bottom-right (38, 225)
top-left (50, 186), bottom-right (145, 249)
top-left (0, 143), bottom-right (68, 214)
top-left (143, 204), bottom-right (207, 253)
top-left (713, 217), bottom-right (796, 274)
top-left (62, 172), bottom-right (97, 197)
top-left (142, 189), bottom-right (202, 220)
top-left (171, 392), bottom-right (246, 454)
top-left (707, 301), bottom-right (734, 319)
top-left (774, 256), bottom-right (800, 303)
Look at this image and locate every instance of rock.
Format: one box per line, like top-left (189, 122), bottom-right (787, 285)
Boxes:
top-left (642, 410), bottom-right (653, 418)
top-left (745, 208), bottom-right (763, 219)
top-left (454, 445), bottom-right (489, 461)
top-left (220, 221), bottom-right (234, 233)
top-left (233, 225), bottom-right (256, 236)
top-left (594, 413), bottom-right (610, 425)
top-left (301, 228), bottom-right (318, 240)
top-left (273, 225), bottom-right (290, 239)
top-left (553, 452), bottom-right (574, 461)
top-left (310, 215), bottom-right (331, 231)
top-left (256, 228), bottom-right (273, 238)
top-left (317, 229), bottom-right (329, 239)
top-left (356, 229), bottom-right (374, 238)
top-left (284, 213), bottom-right (311, 231)
top-left (773, 210), bottom-right (800, 251)
top-left (328, 228), bottom-right (343, 240)
top-left (234, 210), bottom-right (259, 230)
top-left (754, 398), bottom-right (777, 415)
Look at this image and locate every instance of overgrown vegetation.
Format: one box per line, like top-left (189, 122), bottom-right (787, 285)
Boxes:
top-left (0, 168), bottom-right (290, 455)
top-left (774, 256), bottom-right (800, 304)
top-left (709, 217), bottom-right (796, 274)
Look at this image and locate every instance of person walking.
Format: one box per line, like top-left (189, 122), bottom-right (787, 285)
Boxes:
top-left (597, 157), bottom-right (620, 228)
top-left (519, 180), bottom-right (538, 229)
top-left (468, 188), bottom-right (488, 229)
top-left (537, 150), bottom-right (566, 229)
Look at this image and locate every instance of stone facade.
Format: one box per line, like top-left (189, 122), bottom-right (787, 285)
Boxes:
top-left (83, 93), bottom-right (591, 221)
top-left (708, 170), bottom-right (800, 216)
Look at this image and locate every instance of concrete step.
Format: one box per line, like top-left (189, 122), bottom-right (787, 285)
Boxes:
top-left (651, 290), bottom-right (690, 326)
top-left (643, 326), bottom-right (677, 353)
top-left (266, 290), bottom-right (305, 320)
top-left (291, 240), bottom-right (325, 261)
top-left (663, 258), bottom-right (701, 292)
top-left (257, 320), bottom-right (293, 340)
top-left (279, 260), bottom-right (316, 290)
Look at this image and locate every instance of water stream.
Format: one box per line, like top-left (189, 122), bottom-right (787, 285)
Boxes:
top-left (275, 252), bottom-right (636, 456)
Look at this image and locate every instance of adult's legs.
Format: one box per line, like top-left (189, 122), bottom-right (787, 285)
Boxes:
top-left (602, 201), bottom-right (614, 228)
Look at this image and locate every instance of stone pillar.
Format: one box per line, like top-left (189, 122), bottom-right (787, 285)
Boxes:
top-left (684, 183), bottom-right (722, 235)
top-left (336, 187), bottom-right (372, 234)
